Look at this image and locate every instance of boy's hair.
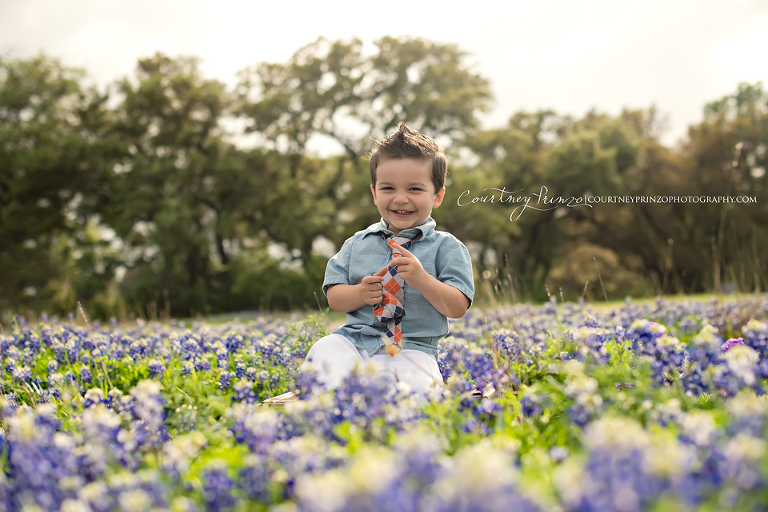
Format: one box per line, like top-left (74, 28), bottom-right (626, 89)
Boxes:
top-left (369, 123), bottom-right (447, 193)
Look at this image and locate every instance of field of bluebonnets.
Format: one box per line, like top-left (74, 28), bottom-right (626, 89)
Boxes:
top-left (2, 295), bottom-right (768, 512)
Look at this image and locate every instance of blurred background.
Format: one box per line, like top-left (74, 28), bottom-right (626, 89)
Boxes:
top-left (1, 0), bottom-right (767, 320)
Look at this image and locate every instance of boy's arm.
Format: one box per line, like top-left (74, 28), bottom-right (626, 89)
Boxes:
top-left (389, 242), bottom-right (471, 319)
top-left (326, 284), bottom-right (367, 313)
top-left (414, 275), bottom-right (471, 319)
top-left (327, 267), bottom-right (388, 313)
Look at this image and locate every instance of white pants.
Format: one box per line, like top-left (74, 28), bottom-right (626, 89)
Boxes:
top-left (300, 334), bottom-right (444, 395)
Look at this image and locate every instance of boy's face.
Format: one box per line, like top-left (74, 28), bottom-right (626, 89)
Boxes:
top-left (370, 158), bottom-right (445, 236)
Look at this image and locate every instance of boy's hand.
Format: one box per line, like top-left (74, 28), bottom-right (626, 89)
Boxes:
top-left (390, 242), bottom-right (430, 290)
top-left (360, 267), bottom-right (387, 305)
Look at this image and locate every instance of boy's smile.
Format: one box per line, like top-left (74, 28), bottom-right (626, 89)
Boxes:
top-left (371, 158), bottom-right (445, 236)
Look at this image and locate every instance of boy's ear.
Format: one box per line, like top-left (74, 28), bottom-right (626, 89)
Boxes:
top-left (433, 187), bottom-right (446, 208)
top-left (370, 185), bottom-right (377, 204)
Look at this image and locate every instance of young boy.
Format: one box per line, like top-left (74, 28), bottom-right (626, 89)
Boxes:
top-left (301, 123), bottom-right (474, 395)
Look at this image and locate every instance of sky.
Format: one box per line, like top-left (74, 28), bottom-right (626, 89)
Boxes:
top-left (1, 0), bottom-right (767, 153)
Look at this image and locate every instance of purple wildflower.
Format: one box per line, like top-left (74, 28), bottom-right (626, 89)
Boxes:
top-left (722, 337), bottom-right (745, 352)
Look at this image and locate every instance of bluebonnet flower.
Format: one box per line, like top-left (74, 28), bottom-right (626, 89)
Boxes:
top-left (219, 370), bottom-right (233, 390)
top-left (5, 344), bottom-right (20, 364)
top-left (256, 369), bottom-right (270, 386)
top-left (568, 325), bottom-right (611, 364)
top-left (437, 337), bottom-right (465, 380)
top-left (742, 320), bottom-right (768, 359)
top-left (80, 365), bottom-right (93, 385)
top-left (716, 433), bottom-right (767, 492)
top-left (225, 332), bottom-right (244, 354)
top-left (425, 440), bottom-right (542, 512)
top-left (161, 432), bottom-right (206, 481)
top-left (461, 345), bottom-right (508, 392)
top-left (678, 317), bottom-right (698, 335)
top-left (724, 392), bottom-right (767, 438)
top-left (278, 395), bottom-right (335, 442)
top-left (181, 361), bottom-right (194, 375)
top-left (73, 481), bottom-right (114, 512)
top-left (679, 325), bottom-right (725, 395)
top-left (78, 405), bottom-right (123, 479)
top-left (627, 320), bottom-right (686, 386)
top-left (295, 363), bottom-right (322, 398)
top-left (686, 324), bottom-right (723, 367)
top-left (712, 344), bottom-right (761, 396)
top-left (11, 365), bottom-right (32, 383)
top-left (676, 409), bottom-right (719, 460)
top-left (461, 397), bottom-right (506, 434)
top-left (108, 470), bottom-right (170, 511)
top-left (147, 358), bottom-right (165, 378)
top-left (129, 379), bottom-right (168, 451)
top-left (268, 434), bottom-right (348, 500)
top-left (230, 403), bottom-right (282, 454)
top-left (5, 404), bottom-right (81, 510)
top-left (277, 363), bottom-right (423, 444)
top-left (330, 362), bottom-right (395, 432)
top-left (232, 379), bottom-right (256, 402)
top-left (293, 428), bottom-right (446, 510)
top-left (390, 427), bottom-right (445, 487)
top-left (627, 319), bottom-right (666, 350)
top-left (4, 294), bottom-right (768, 510)
top-left (194, 358), bottom-right (212, 372)
top-left (239, 453), bottom-right (271, 502)
top-left (555, 416), bottom-right (695, 512)
top-left (271, 346), bottom-right (295, 369)
top-left (492, 329), bottom-right (524, 362)
top-left (680, 361), bottom-right (708, 397)
top-left (201, 459), bottom-right (237, 512)
top-left (256, 333), bottom-right (278, 360)
top-left (83, 388), bottom-right (105, 408)
top-left (180, 335), bottom-right (203, 360)
top-left (105, 388), bottom-right (123, 409)
top-left (128, 337), bottom-right (149, 360)
top-left (563, 362), bottom-right (603, 426)
top-left (211, 339), bottom-right (229, 368)
top-left (648, 398), bottom-right (683, 427)
top-left (541, 296), bottom-right (558, 316)
top-left (294, 445), bottom-right (420, 512)
top-left (520, 392), bottom-right (543, 418)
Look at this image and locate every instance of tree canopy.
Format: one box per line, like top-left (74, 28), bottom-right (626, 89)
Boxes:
top-left (1, 40), bottom-right (766, 320)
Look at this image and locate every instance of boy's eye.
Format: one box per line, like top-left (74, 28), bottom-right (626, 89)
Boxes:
top-left (378, 186), bottom-right (423, 191)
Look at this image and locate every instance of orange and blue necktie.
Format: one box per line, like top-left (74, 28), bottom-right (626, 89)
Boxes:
top-left (372, 233), bottom-right (420, 356)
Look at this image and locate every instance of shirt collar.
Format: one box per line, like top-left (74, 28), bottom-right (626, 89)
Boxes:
top-left (363, 217), bottom-right (437, 239)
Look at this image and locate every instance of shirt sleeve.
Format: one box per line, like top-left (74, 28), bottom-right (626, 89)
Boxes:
top-left (322, 236), bottom-right (354, 296)
top-left (435, 236), bottom-right (475, 308)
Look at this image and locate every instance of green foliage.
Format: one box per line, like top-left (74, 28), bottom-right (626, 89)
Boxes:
top-left (1, 44), bottom-right (766, 319)
top-left (0, 54), bottom-right (117, 314)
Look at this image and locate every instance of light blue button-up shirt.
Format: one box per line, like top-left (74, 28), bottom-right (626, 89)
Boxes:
top-left (322, 217), bottom-right (475, 359)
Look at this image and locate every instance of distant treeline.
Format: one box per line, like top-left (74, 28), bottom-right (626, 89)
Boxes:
top-left (1, 37), bottom-right (766, 320)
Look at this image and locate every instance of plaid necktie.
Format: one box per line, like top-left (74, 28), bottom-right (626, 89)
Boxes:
top-left (372, 233), bottom-right (420, 356)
